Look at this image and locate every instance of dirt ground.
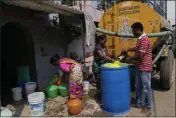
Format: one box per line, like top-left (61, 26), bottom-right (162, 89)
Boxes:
top-left (150, 74), bottom-right (175, 116)
top-left (2, 72), bottom-right (175, 117)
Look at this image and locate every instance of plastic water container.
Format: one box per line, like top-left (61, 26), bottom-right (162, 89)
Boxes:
top-left (17, 82), bottom-right (25, 96)
top-left (25, 82), bottom-right (37, 96)
top-left (101, 63), bottom-right (131, 115)
top-left (16, 66), bottom-right (30, 83)
top-left (83, 80), bottom-right (89, 92)
top-left (58, 82), bottom-right (68, 97)
top-left (46, 85), bottom-right (59, 98)
top-left (11, 87), bottom-right (22, 102)
top-left (1, 109), bottom-right (13, 117)
top-left (28, 92), bottom-right (45, 116)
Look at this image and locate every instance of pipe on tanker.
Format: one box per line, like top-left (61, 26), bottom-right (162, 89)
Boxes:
top-left (152, 44), bottom-right (166, 65)
top-left (96, 28), bottom-right (173, 38)
top-left (96, 28), bottom-right (174, 65)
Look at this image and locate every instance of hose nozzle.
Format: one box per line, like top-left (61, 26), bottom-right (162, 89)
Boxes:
top-left (117, 55), bottom-right (125, 61)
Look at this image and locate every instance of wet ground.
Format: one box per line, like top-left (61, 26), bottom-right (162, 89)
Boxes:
top-left (2, 71), bottom-right (175, 117)
top-left (89, 69), bottom-right (176, 117)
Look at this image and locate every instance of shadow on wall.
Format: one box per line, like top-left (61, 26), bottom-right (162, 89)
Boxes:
top-left (67, 36), bottom-right (84, 60)
top-left (34, 26), bottom-right (73, 91)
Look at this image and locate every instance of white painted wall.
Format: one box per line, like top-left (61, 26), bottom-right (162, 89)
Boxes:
top-left (75, 0), bottom-right (93, 6)
top-left (73, 4), bottom-right (104, 22)
top-left (82, 5), bottom-right (104, 22)
top-left (167, 1), bottom-right (175, 25)
top-left (67, 36), bottom-right (84, 59)
top-left (0, 6), bottom-right (79, 90)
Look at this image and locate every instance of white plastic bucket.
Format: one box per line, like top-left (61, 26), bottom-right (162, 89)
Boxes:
top-left (25, 82), bottom-right (37, 96)
top-left (83, 80), bottom-right (89, 91)
top-left (11, 87), bottom-right (22, 101)
top-left (28, 92), bottom-right (45, 116)
top-left (1, 109), bottom-right (13, 117)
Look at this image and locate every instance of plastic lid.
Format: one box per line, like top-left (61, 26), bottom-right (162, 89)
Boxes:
top-left (25, 82), bottom-right (36, 86)
top-left (11, 87), bottom-right (22, 91)
top-left (1, 109), bottom-right (13, 117)
top-left (11, 87), bottom-right (22, 92)
top-left (102, 62), bottom-right (128, 68)
top-left (101, 63), bottom-right (111, 67)
top-left (108, 63), bottom-right (121, 68)
top-left (114, 61), bottom-right (120, 64)
top-left (28, 92), bottom-right (45, 103)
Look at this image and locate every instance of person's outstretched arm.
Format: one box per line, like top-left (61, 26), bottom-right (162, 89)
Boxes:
top-left (97, 50), bottom-right (112, 61)
top-left (127, 47), bottom-right (136, 52)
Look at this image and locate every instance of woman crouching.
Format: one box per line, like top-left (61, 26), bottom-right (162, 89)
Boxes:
top-left (50, 53), bottom-right (83, 100)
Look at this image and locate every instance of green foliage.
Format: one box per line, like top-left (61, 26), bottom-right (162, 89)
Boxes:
top-left (61, 0), bottom-right (74, 6)
top-left (58, 15), bottom-right (81, 41)
top-left (96, 0), bottom-right (113, 10)
top-left (66, 24), bottom-right (81, 39)
top-left (59, 23), bottom-right (81, 40)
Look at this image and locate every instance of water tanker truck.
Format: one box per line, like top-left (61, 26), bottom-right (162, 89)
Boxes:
top-left (173, 24), bottom-right (176, 57)
top-left (95, 1), bottom-right (175, 90)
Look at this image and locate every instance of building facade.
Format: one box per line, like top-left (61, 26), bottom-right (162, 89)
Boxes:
top-left (0, 1), bottom-right (86, 106)
top-left (144, 0), bottom-right (167, 19)
top-left (71, 0), bottom-right (104, 22)
top-left (73, 0), bottom-right (94, 6)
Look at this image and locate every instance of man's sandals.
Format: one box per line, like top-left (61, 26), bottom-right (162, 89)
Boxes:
top-left (141, 108), bottom-right (152, 117)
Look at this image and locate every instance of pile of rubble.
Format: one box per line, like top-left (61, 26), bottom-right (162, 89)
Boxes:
top-left (44, 95), bottom-right (102, 117)
top-left (79, 99), bottom-right (102, 116)
top-left (45, 96), bottom-right (68, 117)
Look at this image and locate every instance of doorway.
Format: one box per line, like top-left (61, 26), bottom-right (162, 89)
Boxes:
top-left (1, 22), bottom-right (37, 106)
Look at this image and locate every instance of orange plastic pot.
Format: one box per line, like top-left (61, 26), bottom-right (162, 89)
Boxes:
top-left (67, 99), bottom-right (82, 115)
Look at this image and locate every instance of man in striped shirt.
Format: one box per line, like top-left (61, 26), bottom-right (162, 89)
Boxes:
top-left (126, 22), bottom-right (152, 116)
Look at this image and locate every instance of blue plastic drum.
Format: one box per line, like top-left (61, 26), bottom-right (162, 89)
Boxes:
top-left (101, 64), bottom-right (131, 115)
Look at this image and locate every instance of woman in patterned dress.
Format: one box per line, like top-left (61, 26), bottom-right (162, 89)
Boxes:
top-left (50, 53), bottom-right (83, 100)
top-left (93, 34), bottom-right (114, 99)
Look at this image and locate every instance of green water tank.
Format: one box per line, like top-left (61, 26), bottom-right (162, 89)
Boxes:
top-left (16, 66), bottom-right (30, 83)
top-left (58, 81), bottom-right (68, 97)
top-left (46, 85), bottom-right (59, 98)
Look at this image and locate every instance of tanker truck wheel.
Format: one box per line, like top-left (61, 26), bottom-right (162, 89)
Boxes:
top-left (160, 50), bottom-right (175, 90)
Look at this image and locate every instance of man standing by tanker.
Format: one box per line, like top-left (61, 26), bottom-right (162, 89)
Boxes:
top-left (125, 22), bottom-right (152, 116)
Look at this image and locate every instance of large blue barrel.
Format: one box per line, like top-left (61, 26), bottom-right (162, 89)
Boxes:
top-left (101, 65), bottom-right (131, 115)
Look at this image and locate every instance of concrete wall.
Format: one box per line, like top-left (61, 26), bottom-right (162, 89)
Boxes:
top-left (73, 5), bottom-right (104, 22)
top-left (74, 0), bottom-right (93, 6)
top-left (68, 36), bottom-right (84, 59)
top-left (0, 5), bottom-right (83, 90)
